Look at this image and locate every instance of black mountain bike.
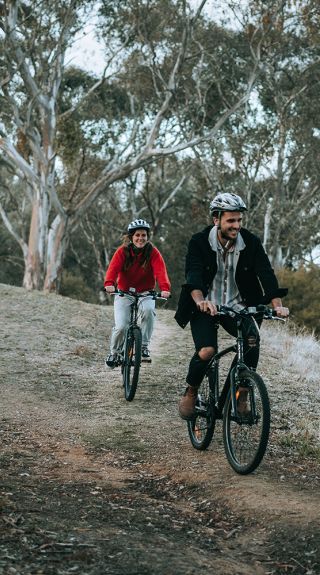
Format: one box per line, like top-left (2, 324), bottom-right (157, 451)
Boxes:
top-left (187, 305), bottom-right (285, 474)
top-left (112, 289), bottom-right (166, 401)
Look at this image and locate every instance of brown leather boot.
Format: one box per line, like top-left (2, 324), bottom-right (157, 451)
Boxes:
top-left (178, 385), bottom-right (198, 420)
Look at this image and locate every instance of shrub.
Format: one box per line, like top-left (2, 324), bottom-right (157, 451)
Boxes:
top-left (277, 265), bottom-right (320, 335)
top-left (60, 270), bottom-right (97, 303)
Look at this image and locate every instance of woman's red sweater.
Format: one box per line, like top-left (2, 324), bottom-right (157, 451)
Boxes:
top-left (104, 245), bottom-right (171, 293)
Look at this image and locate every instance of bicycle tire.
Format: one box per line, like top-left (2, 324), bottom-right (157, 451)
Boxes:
top-left (187, 376), bottom-right (216, 450)
top-left (223, 369), bottom-right (270, 474)
top-left (123, 327), bottom-right (142, 402)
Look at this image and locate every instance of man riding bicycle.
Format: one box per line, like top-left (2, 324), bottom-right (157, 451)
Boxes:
top-left (104, 219), bottom-right (171, 367)
top-left (175, 192), bottom-right (289, 420)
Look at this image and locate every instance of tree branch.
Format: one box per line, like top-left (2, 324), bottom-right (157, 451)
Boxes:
top-left (0, 137), bottom-right (39, 186)
top-left (0, 199), bottom-right (28, 257)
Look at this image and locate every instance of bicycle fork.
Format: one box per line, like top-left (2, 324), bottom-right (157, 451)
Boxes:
top-left (229, 322), bottom-right (256, 422)
top-left (207, 361), bottom-right (223, 420)
top-left (230, 365), bottom-right (259, 423)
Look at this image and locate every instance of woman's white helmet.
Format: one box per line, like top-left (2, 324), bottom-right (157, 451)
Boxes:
top-left (209, 192), bottom-right (247, 214)
top-left (127, 219), bottom-right (151, 233)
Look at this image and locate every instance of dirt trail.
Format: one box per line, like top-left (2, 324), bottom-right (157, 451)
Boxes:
top-left (0, 283), bottom-right (319, 575)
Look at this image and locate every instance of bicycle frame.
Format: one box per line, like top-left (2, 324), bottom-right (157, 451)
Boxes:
top-left (206, 310), bottom-right (263, 422)
top-left (125, 293), bottom-right (140, 333)
top-left (187, 304), bottom-right (285, 473)
top-left (112, 288), bottom-right (167, 401)
top-left (206, 339), bottom-right (237, 420)
top-left (118, 289), bottom-right (157, 339)
top-left (111, 288), bottom-right (167, 352)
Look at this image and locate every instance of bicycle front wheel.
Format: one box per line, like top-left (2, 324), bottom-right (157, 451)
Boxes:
top-left (187, 376), bottom-right (216, 450)
top-left (223, 370), bottom-right (270, 474)
top-left (122, 327), bottom-right (142, 401)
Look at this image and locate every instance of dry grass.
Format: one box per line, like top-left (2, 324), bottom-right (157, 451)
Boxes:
top-left (1, 283), bottom-right (319, 575)
top-left (262, 320), bottom-right (320, 455)
top-left (273, 323), bottom-right (320, 384)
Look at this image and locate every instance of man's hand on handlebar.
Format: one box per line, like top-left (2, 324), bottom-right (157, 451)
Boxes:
top-left (271, 298), bottom-right (289, 318)
top-left (191, 289), bottom-right (217, 316)
top-left (197, 300), bottom-right (218, 316)
top-left (105, 285), bottom-right (115, 293)
top-left (273, 306), bottom-right (289, 318)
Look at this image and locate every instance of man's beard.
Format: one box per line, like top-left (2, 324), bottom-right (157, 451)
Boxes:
top-left (220, 229), bottom-right (237, 242)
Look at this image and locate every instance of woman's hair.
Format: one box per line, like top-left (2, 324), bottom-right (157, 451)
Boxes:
top-left (122, 234), bottom-right (153, 271)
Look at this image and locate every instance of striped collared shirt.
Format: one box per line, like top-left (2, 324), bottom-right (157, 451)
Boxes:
top-left (207, 226), bottom-right (246, 309)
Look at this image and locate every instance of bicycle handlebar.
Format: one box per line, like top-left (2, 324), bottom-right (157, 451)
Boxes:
top-left (217, 304), bottom-right (286, 321)
top-left (107, 288), bottom-right (168, 301)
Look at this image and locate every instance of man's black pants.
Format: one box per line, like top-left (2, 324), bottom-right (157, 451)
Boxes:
top-left (186, 311), bottom-right (261, 388)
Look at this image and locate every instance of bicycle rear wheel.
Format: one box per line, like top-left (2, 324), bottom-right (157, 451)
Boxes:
top-left (223, 370), bottom-right (270, 474)
top-left (122, 327), bottom-right (142, 401)
top-left (187, 376), bottom-right (216, 450)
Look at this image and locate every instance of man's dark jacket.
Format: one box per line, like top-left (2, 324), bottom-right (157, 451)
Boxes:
top-left (174, 226), bottom-right (287, 328)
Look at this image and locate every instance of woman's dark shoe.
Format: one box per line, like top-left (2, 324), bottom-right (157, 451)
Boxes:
top-left (105, 353), bottom-right (119, 368)
top-left (141, 347), bottom-right (152, 363)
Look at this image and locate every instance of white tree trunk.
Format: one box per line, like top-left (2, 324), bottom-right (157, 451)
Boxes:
top-left (274, 245), bottom-right (284, 270)
top-left (44, 215), bottom-right (68, 291)
top-left (23, 182), bottom-right (52, 288)
top-left (263, 197), bottom-right (273, 252)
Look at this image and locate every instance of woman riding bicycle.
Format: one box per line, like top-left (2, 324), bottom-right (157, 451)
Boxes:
top-left (104, 219), bottom-right (171, 368)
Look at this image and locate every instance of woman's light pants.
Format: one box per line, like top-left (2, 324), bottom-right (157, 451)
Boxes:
top-left (109, 294), bottom-right (156, 354)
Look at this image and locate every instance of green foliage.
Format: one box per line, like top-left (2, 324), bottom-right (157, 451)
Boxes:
top-left (59, 67), bottom-right (131, 120)
top-left (59, 270), bottom-right (97, 304)
top-left (58, 154), bottom-right (204, 309)
top-left (2, 0), bottom-right (320, 295)
top-left (277, 265), bottom-right (320, 335)
top-left (0, 224), bottom-right (24, 286)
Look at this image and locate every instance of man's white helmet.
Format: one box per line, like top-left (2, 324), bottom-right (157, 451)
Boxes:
top-left (209, 192), bottom-right (247, 214)
top-left (127, 219), bottom-right (151, 233)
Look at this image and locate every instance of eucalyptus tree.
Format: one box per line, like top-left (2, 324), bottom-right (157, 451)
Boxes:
top-left (0, 0), bottom-right (97, 290)
top-left (0, 0), bottom-right (264, 292)
top-left (207, 0), bottom-right (320, 266)
top-left (244, 0), bottom-right (320, 267)
top-left (173, 0), bottom-right (320, 269)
